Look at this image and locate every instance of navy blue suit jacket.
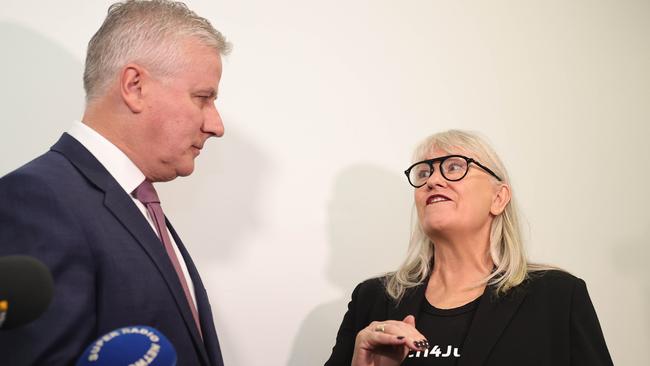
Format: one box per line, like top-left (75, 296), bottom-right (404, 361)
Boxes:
top-left (0, 134), bottom-right (224, 366)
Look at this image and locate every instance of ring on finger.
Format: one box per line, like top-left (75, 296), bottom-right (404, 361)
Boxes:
top-left (374, 323), bottom-right (386, 332)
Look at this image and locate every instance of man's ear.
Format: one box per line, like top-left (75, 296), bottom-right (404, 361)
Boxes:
top-left (490, 183), bottom-right (511, 215)
top-left (120, 63), bottom-right (147, 113)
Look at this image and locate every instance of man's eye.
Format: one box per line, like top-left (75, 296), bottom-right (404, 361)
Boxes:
top-left (195, 96), bottom-right (214, 104)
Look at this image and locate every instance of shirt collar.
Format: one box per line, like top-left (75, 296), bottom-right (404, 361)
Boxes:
top-left (67, 120), bottom-right (145, 194)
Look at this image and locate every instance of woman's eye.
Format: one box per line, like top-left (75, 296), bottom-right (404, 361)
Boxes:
top-left (417, 169), bottom-right (430, 179)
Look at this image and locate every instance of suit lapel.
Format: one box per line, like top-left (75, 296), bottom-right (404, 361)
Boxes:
top-left (458, 284), bottom-right (528, 366)
top-left (379, 270), bottom-right (528, 366)
top-left (167, 222), bottom-right (222, 366)
top-left (101, 188), bottom-right (211, 365)
top-left (51, 134), bottom-right (211, 366)
top-left (387, 280), bottom-right (428, 321)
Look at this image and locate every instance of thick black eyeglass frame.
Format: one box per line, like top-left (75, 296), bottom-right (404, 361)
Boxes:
top-left (404, 154), bottom-right (502, 188)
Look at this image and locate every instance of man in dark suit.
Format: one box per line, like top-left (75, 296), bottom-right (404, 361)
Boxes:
top-left (0, 1), bottom-right (230, 365)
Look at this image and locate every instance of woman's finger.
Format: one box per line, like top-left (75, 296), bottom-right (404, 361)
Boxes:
top-left (362, 320), bottom-right (429, 352)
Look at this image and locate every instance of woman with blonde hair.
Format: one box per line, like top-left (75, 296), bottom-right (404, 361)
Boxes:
top-left (325, 130), bottom-right (613, 366)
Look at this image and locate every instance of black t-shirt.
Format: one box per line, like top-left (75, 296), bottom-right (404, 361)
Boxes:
top-left (402, 295), bottom-right (481, 365)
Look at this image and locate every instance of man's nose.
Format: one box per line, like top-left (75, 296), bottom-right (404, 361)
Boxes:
top-left (203, 104), bottom-right (224, 137)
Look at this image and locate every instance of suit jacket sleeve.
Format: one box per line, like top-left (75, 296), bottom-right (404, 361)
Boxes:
top-left (325, 282), bottom-right (362, 366)
top-left (0, 172), bottom-right (96, 365)
top-left (325, 278), bottom-right (388, 366)
top-left (570, 278), bottom-right (614, 365)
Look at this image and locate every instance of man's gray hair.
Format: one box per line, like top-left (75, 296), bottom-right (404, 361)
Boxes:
top-left (83, 0), bottom-right (231, 102)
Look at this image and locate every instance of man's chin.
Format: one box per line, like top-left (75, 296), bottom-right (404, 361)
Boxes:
top-left (176, 163), bottom-right (195, 178)
top-left (147, 160), bottom-right (195, 182)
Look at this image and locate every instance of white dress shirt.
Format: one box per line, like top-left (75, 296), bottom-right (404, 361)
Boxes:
top-left (67, 121), bottom-right (198, 310)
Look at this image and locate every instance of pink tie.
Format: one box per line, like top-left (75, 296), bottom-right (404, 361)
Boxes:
top-left (133, 180), bottom-right (202, 338)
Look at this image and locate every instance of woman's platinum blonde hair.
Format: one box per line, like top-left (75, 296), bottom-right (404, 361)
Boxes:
top-left (385, 129), bottom-right (552, 302)
top-left (83, 0), bottom-right (231, 102)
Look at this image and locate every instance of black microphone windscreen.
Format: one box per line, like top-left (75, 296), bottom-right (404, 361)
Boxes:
top-left (0, 255), bottom-right (54, 330)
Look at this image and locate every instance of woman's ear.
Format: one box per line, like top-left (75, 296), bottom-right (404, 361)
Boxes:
top-left (490, 183), bottom-right (511, 215)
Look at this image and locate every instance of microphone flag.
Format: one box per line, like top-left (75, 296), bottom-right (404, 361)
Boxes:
top-left (76, 325), bottom-right (177, 366)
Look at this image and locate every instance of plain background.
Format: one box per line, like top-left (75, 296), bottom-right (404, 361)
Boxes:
top-left (1, 1), bottom-right (648, 365)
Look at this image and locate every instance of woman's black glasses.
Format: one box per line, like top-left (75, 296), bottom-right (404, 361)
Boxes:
top-left (404, 155), bottom-right (502, 188)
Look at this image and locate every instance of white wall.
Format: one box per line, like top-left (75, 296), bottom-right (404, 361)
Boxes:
top-left (1, 0), bottom-right (648, 364)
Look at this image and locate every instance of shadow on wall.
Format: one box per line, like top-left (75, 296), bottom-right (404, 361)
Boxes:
top-left (160, 127), bottom-right (269, 263)
top-left (610, 231), bottom-right (650, 332)
top-left (0, 22), bottom-right (84, 176)
top-left (287, 164), bottom-right (412, 366)
top-left (189, 128), bottom-right (267, 366)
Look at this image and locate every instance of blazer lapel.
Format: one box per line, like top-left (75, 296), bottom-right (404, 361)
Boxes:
top-left (458, 284), bottom-right (528, 366)
top-left (387, 281), bottom-right (428, 321)
top-left (378, 270), bottom-right (528, 366)
top-left (167, 222), bottom-right (221, 366)
top-left (51, 134), bottom-right (211, 366)
top-left (102, 189), bottom-right (211, 364)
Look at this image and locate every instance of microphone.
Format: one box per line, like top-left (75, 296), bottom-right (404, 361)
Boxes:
top-left (76, 325), bottom-right (177, 366)
top-left (0, 255), bottom-right (54, 330)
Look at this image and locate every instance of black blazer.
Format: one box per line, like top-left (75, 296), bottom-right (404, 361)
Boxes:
top-left (0, 134), bottom-right (224, 365)
top-left (325, 270), bottom-right (613, 366)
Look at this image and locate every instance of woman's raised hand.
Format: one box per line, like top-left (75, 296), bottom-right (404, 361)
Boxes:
top-left (351, 315), bottom-right (429, 366)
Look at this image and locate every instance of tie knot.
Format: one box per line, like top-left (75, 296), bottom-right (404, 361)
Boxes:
top-left (132, 180), bottom-right (160, 204)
